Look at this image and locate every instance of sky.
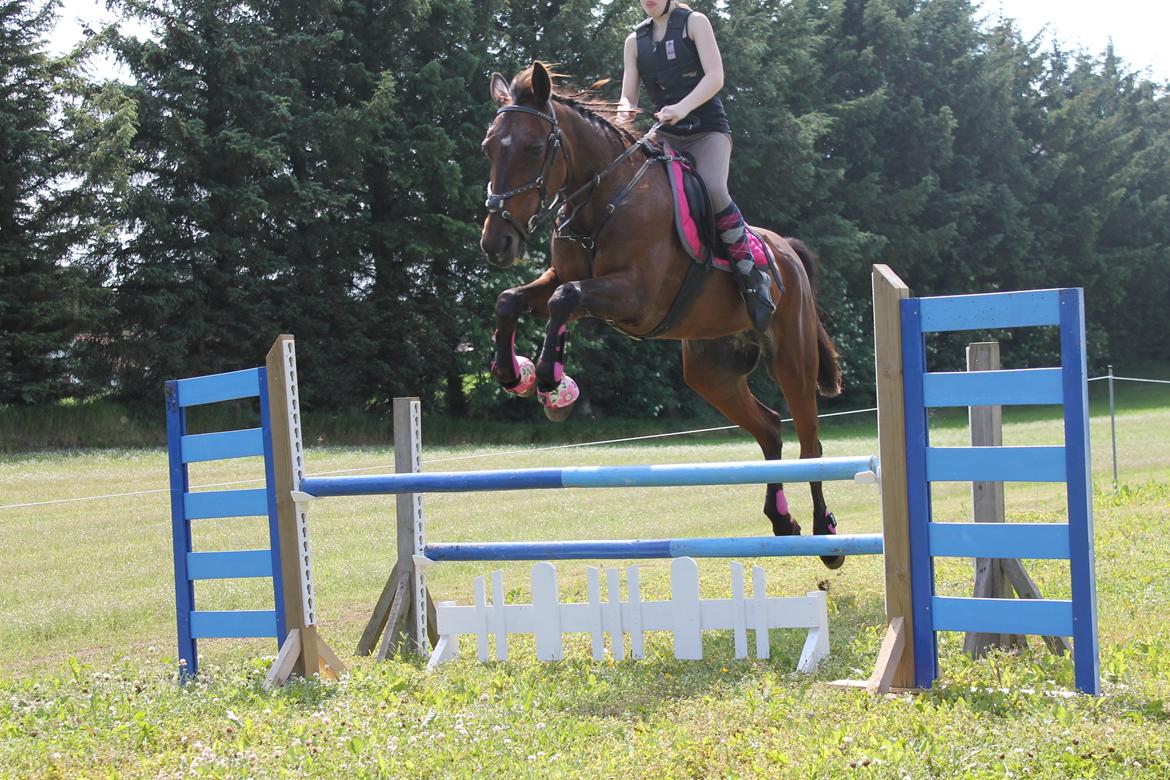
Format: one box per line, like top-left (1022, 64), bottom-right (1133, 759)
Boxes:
top-left (982, 0), bottom-right (1170, 80)
top-left (49, 0), bottom-right (1170, 82)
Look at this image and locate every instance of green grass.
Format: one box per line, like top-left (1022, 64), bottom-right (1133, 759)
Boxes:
top-left (0, 397), bottom-right (1168, 777)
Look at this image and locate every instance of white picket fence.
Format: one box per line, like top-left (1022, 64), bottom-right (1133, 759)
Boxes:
top-left (427, 557), bottom-right (830, 672)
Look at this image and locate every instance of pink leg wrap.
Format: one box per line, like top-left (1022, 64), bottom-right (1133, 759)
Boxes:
top-left (492, 330), bottom-right (535, 396)
top-left (552, 325), bottom-right (566, 382)
top-left (774, 489), bottom-right (790, 517)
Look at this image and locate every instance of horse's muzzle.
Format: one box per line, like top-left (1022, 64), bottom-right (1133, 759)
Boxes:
top-left (481, 231), bottom-right (524, 268)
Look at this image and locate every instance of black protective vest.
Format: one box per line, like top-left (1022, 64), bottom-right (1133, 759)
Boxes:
top-left (635, 7), bottom-right (730, 136)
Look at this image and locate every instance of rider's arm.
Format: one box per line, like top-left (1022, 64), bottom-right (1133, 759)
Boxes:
top-left (617, 32), bottom-right (640, 126)
top-left (671, 12), bottom-right (724, 118)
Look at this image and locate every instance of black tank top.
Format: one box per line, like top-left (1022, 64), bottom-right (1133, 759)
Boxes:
top-left (635, 6), bottom-right (731, 136)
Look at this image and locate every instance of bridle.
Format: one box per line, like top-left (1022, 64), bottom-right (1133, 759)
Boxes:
top-left (484, 104), bottom-right (566, 242)
top-left (486, 101), bottom-right (676, 256)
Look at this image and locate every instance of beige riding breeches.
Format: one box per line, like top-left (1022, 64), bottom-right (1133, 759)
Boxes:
top-left (656, 129), bottom-right (733, 212)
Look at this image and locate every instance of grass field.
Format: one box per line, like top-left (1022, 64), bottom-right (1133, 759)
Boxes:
top-left (1, 385), bottom-right (1168, 777)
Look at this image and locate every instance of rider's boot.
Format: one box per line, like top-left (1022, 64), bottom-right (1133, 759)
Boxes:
top-left (734, 260), bottom-right (775, 334)
top-left (716, 202), bottom-right (775, 333)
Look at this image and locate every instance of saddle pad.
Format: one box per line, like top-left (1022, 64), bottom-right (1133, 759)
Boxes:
top-left (661, 142), bottom-right (775, 273)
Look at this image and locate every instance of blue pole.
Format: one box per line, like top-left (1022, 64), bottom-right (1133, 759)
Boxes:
top-left (299, 455), bottom-right (877, 498)
top-left (423, 534), bottom-right (884, 562)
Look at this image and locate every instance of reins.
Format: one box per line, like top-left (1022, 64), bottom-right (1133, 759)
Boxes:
top-left (486, 104), bottom-right (683, 256)
top-left (554, 120), bottom-right (671, 252)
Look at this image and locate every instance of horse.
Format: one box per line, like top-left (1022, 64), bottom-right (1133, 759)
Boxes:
top-left (479, 62), bottom-right (846, 567)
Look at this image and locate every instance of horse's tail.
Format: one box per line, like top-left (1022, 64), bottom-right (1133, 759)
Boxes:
top-left (786, 237), bottom-right (843, 398)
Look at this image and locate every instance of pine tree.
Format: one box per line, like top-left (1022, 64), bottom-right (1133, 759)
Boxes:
top-left (0, 0), bottom-right (127, 404)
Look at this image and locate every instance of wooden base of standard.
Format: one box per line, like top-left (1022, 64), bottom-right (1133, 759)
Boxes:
top-left (829, 617), bottom-right (916, 694)
top-left (264, 629), bottom-right (346, 690)
top-left (358, 564), bottom-right (438, 660)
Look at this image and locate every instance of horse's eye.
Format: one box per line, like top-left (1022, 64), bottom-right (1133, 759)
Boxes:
top-left (527, 143), bottom-right (544, 157)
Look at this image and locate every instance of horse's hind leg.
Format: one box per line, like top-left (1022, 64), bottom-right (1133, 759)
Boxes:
top-left (681, 337), bottom-right (801, 536)
top-left (768, 324), bottom-right (843, 569)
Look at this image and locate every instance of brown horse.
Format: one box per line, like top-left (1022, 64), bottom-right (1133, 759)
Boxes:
top-left (480, 62), bottom-right (845, 567)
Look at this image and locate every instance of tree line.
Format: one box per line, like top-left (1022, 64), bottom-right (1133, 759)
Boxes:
top-left (3, 0), bottom-right (1168, 420)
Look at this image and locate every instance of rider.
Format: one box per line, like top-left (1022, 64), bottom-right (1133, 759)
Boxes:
top-left (617, 0), bottom-right (775, 333)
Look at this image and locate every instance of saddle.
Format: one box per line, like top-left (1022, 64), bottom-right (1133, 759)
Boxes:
top-left (661, 142), bottom-right (777, 273)
top-left (636, 141), bottom-right (781, 339)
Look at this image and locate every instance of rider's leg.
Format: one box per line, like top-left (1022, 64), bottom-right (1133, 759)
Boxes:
top-left (672, 131), bottom-right (774, 333)
top-left (715, 201), bottom-right (774, 332)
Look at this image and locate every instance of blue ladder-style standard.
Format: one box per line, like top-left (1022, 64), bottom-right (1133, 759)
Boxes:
top-left (166, 367), bottom-right (287, 681)
top-left (901, 288), bottom-right (1100, 694)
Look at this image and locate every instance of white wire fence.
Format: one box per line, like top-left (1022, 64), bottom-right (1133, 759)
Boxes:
top-left (1087, 367), bottom-right (1170, 492)
top-left (1, 372), bottom-right (1165, 512)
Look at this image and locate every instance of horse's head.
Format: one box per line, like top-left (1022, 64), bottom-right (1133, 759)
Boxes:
top-left (480, 61), bottom-right (568, 268)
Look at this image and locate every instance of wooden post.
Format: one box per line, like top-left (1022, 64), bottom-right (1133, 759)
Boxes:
top-left (964, 342), bottom-right (1070, 657)
top-left (358, 397), bottom-right (433, 658)
top-left (265, 335), bottom-right (344, 688)
top-left (870, 265), bottom-right (917, 690)
top-left (964, 343), bottom-right (1026, 656)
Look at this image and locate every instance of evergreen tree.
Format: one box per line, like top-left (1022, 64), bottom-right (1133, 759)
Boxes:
top-left (29, 0), bottom-right (1166, 418)
top-left (105, 0), bottom-right (306, 398)
top-left (0, 0), bottom-right (128, 404)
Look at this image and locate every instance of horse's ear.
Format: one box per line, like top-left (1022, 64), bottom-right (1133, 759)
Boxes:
top-left (532, 61), bottom-right (552, 106)
top-left (489, 72), bottom-right (510, 107)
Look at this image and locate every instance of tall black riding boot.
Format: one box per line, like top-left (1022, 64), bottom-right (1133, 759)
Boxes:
top-left (734, 259), bottom-right (776, 333)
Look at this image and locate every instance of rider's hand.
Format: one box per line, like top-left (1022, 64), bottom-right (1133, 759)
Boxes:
top-left (655, 104), bottom-right (687, 126)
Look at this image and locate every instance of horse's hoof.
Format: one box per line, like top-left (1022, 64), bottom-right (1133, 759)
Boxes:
top-left (770, 514), bottom-right (801, 536)
top-left (537, 375), bottom-right (578, 422)
top-left (542, 404), bottom-right (574, 422)
top-left (494, 355), bottom-right (536, 397)
top-left (510, 356), bottom-right (536, 397)
top-left (819, 555), bottom-right (845, 570)
top-left (814, 510), bottom-right (843, 569)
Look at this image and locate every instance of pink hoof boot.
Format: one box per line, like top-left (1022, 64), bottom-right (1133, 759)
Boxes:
top-left (507, 356), bottom-right (536, 398)
top-left (538, 375), bottom-right (579, 421)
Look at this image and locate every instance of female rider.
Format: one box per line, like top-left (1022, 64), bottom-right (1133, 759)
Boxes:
top-left (617, 0), bottom-right (774, 332)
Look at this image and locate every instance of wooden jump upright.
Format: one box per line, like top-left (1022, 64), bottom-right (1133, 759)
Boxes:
top-left (861, 264), bottom-right (917, 691)
top-left (264, 336), bottom-right (345, 688)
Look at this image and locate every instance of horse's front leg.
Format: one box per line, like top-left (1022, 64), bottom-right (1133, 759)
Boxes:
top-left (492, 268), bottom-right (560, 397)
top-left (534, 274), bottom-right (642, 421)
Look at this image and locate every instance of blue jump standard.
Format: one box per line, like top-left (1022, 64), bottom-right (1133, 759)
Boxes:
top-left (298, 455), bottom-right (877, 497)
top-left (424, 534), bottom-right (885, 562)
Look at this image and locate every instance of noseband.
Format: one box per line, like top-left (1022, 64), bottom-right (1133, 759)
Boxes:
top-left (484, 104), bottom-right (565, 242)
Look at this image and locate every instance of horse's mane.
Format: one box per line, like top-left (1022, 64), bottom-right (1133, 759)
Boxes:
top-left (510, 63), bottom-right (644, 148)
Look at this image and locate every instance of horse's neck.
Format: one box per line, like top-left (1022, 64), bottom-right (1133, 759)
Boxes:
top-left (559, 111), bottom-right (653, 202)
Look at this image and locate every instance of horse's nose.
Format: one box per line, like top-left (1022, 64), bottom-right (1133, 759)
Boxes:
top-left (481, 232), bottom-right (514, 261)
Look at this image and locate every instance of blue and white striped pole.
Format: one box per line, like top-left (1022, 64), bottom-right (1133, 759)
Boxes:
top-left (298, 455), bottom-right (878, 497)
top-left (423, 534), bottom-right (885, 562)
